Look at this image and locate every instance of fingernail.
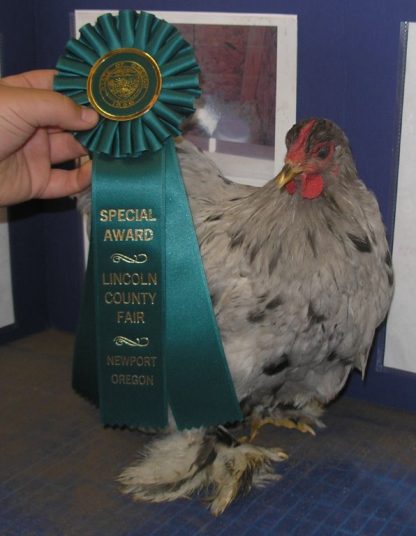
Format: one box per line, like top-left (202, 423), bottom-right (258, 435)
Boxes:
top-left (81, 106), bottom-right (99, 124)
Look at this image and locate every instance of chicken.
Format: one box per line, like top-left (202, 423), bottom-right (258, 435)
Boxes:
top-left (79, 118), bottom-right (394, 515)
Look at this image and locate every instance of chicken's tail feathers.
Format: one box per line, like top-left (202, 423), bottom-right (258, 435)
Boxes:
top-left (118, 428), bottom-right (286, 516)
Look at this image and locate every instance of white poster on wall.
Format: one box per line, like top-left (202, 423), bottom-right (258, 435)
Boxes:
top-left (74, 10), bottom-right (297, 186)
top-left (384, 22), bottom-right (416, 374)
top-left (0, 208), bottom-right (15, 328)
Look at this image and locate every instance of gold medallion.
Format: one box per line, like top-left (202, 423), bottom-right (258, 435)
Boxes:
top-left (87, 48), bottom-right (162, 121)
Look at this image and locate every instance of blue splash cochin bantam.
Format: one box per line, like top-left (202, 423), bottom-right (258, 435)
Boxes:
top-left (78, 118), bottom-right (394, 515)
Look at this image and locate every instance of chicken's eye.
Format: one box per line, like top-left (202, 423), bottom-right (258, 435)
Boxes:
top-left (315, 144), bottom-right (330, 159)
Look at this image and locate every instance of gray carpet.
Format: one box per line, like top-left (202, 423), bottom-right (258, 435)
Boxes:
top-left (1, 331), bottom-right (415, 535)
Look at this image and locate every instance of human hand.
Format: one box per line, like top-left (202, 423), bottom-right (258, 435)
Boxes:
top-left (0, 69), bottom-right (98, 206)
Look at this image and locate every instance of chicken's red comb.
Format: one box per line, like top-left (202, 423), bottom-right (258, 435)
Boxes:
top-left (286, 119), bottom-right (316, 163)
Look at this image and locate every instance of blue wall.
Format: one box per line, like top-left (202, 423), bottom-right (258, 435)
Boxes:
top-left (2, 0), bottom-right (415, 409)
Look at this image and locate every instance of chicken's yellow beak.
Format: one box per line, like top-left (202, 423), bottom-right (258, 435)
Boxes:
top-left (275, 163), bottom-right (303, 188)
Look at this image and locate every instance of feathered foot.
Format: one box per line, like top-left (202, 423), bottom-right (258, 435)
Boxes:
top-left (118, 428), bottom-right (287, 516)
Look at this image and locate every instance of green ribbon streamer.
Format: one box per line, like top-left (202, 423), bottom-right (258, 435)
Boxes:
top-left (56, 10), bottom-right (243, 429)
top-left (163, 139), bottom-right (242, 428)
top-left (92, 153), bottom-right (167, 427)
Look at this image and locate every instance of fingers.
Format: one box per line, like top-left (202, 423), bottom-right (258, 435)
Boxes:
top-left (0, 85), bottom-right (98, 162)
top-left (2, 85), bottom-right (98, 131)
top-left (1, 69), bottom-right (57, 90)
top-left (1, 69), bottom-right (99, 132)
top-left (0, 70), bottom-right (98, 205)
top-left (49, 131), bottom-right (89, 165)
top-left (38, 160), bottom-right (93, 199)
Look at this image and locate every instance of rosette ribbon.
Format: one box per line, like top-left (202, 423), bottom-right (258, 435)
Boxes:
top-left (54, 10), bottom-right (242, 429)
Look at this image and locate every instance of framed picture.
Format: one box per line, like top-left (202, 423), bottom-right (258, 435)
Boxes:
top-left (74, 10), bottom-right (297, 186)
top-left (384, 21), bottom-right (416, 375)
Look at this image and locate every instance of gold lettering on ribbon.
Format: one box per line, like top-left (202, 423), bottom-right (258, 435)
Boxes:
top-left (98, 202), bottom-right (159, 395)
top-left (116, 310), bottom-right (145, 324)
top-left (106, 355), bottom-right (158, 367)
top-left (110, 373), bottom-right (154, 386)
top-left (103, 228), bottom-right (154, 241)
top-left (104, 291), bottom-right (156, 305)
top-left (102, 272), bottom-right (157, 286)
top-left (113, 335), bottom-right (150, 347)
top-left (99, 208), bottom-right (157, 222)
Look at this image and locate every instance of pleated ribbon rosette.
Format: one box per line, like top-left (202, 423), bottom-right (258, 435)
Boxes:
top-left (54, 10), bottom-right (242, 429)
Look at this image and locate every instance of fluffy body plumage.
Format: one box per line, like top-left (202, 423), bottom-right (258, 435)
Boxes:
top-left (179, 119), bottom-right (392, 419)
top-left (80, 119), bottom-right (393, 514)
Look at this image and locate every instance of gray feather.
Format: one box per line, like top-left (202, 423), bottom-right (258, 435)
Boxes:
top-left (179, 121), bottom-right (393, 416)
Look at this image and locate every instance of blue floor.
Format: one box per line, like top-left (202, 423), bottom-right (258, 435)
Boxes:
top-left (1, 331), bottom-right (415, 535)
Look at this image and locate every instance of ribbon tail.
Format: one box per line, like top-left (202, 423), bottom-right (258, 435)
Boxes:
top-left (91, 153), bottom-right (168, 428)
top-left (164, 138), bottom-right (243, 429)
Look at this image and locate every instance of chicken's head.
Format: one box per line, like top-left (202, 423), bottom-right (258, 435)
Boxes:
top-left (276, 118), bottom-right (352, 199)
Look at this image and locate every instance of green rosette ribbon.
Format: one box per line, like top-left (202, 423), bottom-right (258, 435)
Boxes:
top-left (54, 10), bottom-right (243, 429)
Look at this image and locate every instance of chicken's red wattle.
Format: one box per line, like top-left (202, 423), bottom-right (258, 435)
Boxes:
top-left (285, 174), bottom-right (324, 199)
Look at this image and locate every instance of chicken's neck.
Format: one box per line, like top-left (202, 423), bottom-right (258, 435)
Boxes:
top-left (225, 172), bottom-right (374, 276)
